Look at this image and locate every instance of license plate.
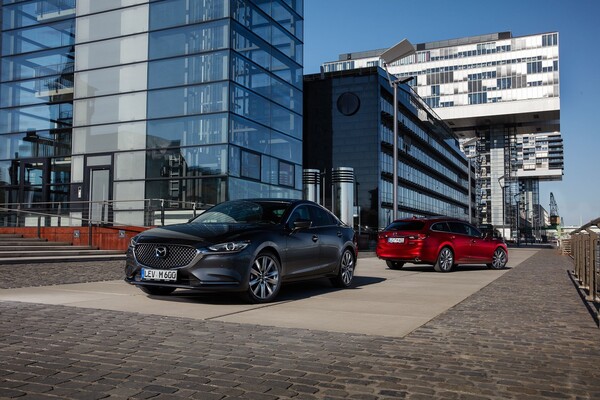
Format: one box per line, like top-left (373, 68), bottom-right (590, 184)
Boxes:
top-left (141, 268), bottom-right (177, 281)
top-left (388, 237), bottom-right (405, 244)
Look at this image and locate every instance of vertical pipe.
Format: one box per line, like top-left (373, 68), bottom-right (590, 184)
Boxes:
top-left (393, 82), bottom-right (398, 221)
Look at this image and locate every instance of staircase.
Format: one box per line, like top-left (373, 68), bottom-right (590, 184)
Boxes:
top-left (0, 233), bottom-right (126, 264)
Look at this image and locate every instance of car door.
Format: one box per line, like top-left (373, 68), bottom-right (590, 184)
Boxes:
top-left (307, 205), bottom-right (341, 273)
top-left (467, 224), bottom-right (497, 262)
top-left (283, 205), bottom-right (320, 278)
top-left (446, 221), bottom-right (472, 263)
top-left (463, 223), bottom-right (489, 262)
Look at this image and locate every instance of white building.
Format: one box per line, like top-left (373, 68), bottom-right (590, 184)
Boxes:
top-left (322, 32), bottom-right (563, 239)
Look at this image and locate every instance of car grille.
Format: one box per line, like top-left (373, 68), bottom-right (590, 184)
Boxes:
top-left (134, 244), bottom-right (198, 269)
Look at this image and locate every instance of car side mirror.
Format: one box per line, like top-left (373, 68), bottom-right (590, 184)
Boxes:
top-left (292, 219), bottom-right (312, 231)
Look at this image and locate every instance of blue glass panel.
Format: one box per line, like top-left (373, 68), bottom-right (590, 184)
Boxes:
top-left (149, 0), bottom-right (227, 30)
top-left (146, 145), bottom-right (227, 178)
top-left (2, 20), bottom-right (75, 56)
top-left (241, 150), bottom-right (261, 180)
top-left (228, 176), bottom-right (300, 200)
top-left (147, 114), bottom-right (228, 148)
top-left (0, 103), bottom-right (72, 135)
top-left (1, 75), bottom-right (73, 107)
top-left (147, 82), bottom-right (228, 119)
top-left (148, 51), bottom-right (228, 90)
top-left (232, 0), bottom-right (271, 43)
top-left (229, 146), bottom-right (240, 177)
top-left (1, 48), bottom-right (74, 82)
top-left (232, 22), bottom-right (271, 71)
top-left (231, 84), bottom-right (270, 127)
top-left (0, 129), bottom-right (71, 160)
top-left (149, 20), bottom-right (229, 60)
top-left (146, 177), bottom-right (226, 205)
top-left (2, 0), bottom-right (75, 30)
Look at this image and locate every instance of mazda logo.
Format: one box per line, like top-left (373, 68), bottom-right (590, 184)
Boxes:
top-left (154, 246), bottom-right (168, 259)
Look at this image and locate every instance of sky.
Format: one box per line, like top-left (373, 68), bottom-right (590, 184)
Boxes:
top-left (303, 0), bottom-right (600, 227)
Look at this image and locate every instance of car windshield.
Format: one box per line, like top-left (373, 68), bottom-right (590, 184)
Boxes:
top-left (385, 220), bottom-right (425, 231)
top-left (191, 201), bottom-right (288, 224)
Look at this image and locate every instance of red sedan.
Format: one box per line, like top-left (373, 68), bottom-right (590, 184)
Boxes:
top-left (376, 217), bottom-right (508, 272)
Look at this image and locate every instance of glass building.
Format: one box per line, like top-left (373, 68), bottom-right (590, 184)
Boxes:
top-left (322, 32), bottom-right (563, 240)
top-left (304, 67), bottom-right (470, 232)
top-left (1, 0), bottom-right (303, 226)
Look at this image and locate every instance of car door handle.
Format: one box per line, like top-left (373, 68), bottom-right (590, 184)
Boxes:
top-left (337, 231), bottom-right (342, 237)
top-left (312, 235), bottom-right (319, 242)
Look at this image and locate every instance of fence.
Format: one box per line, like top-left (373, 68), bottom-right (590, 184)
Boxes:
top-left (0, 199), bottom-right (208, 230)
top-left (569, 217), bottom-right (600, 321)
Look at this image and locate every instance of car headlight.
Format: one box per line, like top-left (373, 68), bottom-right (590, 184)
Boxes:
top-left (130, 235), bottom-right (139, 249)
top-left (208, 241), bottom-right (250, 252)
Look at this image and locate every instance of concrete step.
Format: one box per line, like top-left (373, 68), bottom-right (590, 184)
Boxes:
top-left (0, 240), bottom-right (74, 247)
top-left (0, 237), bottom-right (49, 243)
top-left (0, 253), bottom-right (127, 264)
top-left (0, 250), bottom-right (124, 258)
top-left (0, 233), bottom-right (24, 238)
top-left (0, 245), bottom-right (97, 251)
top-left (0, 234), bottom-right (126, 264)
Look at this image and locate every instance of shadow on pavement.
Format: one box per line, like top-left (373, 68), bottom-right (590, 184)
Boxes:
top-left (143, 275), bottom-right (386, 305)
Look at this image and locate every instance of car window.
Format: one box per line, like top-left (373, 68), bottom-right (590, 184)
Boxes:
top-left (385, 220), bottom-right (425, 231)
top-left (288, 205), bottom-right (310, 226)
top-left (431, 222), bottom-right (450, 232)
top-left (309, 205), bottom-right (336, 227)
top-left (192, 200), bottom-right (287, 224)
top-left (464, 224), bottom-right (482, 237)
top-left (447, 221), bottom-right (469, 235)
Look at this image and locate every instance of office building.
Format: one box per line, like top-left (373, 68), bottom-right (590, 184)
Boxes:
top-left (0, 0), bottom-right (303, 226)
top-left (304, 67), bottom-right (471, 231)
top-left (322, 32), bottom-right (563, 239)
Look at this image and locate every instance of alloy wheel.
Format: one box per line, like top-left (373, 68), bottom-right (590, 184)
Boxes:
top-left (249, 254), bottom-right (281, 302)
top-left (434, 247), bottom-right (454, 272)
top-left (339, 250), bottom-right (355, 286)
top-left (491, 248), bottom-right (507, 269)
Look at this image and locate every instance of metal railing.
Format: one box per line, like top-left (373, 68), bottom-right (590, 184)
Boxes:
top-left (0, 199), bottom-right (210, 229)
top-left (569, 217), bottom-right (600, 322)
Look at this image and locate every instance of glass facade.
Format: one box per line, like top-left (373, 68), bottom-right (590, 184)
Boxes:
top-left (0, 0), bottom-right (304, 225)
top-left (303, 67), bottom-right (470, 231)
top-left (0, 0), bottom-right (76, 208)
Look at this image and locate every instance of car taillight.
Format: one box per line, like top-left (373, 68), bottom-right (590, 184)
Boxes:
top-left (407, 233), bottom-right (428, 240)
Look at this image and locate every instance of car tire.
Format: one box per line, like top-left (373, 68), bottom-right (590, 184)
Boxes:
top-left (139, 285), bottom-right (176, 296)
top-left (245, 251), bottom-right (282, 304)
top-left (386, 260), bottom-right (405, 270)
top-left (487, 248), bottom-right (508, 269)
top-left (331, 248), bottom-right (355, 288)
top-left (433, 247), bottom-right (454, 272)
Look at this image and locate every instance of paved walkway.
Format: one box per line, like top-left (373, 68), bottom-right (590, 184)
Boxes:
top-left (1, 249), bottom-right (599, 399)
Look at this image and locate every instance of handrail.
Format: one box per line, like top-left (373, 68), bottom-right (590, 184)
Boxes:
top-left (569, 217), bottom-right (600, 322)
top-left (0, 199), bottom-right (212, 229)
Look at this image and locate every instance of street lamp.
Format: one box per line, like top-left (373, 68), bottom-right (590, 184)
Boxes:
top-left (497, 175), bottom-right (505, 239)
top-left (513, 193), bottom-right (520, 246)
top-left (380, 39), bottom-right (415, 221)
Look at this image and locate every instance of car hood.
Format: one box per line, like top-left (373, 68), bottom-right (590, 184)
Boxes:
top-left (135, 223), bottom-right (274, 246)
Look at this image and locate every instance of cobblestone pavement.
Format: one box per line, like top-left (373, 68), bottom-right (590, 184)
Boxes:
top-left (1, 249), bottom-right (599, 399)
top-left (0, 261), bottom-right (124, 289)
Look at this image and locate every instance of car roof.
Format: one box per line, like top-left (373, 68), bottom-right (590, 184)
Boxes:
top-left (390, 216), bottom-right (468, 224)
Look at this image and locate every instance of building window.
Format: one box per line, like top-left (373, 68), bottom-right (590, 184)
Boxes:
top-left (279, 161), bottom-right (294, 187)
top-left (241, 150), bottom-right (261, 180)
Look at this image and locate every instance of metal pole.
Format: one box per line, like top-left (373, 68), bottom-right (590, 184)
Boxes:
top-left (393, 81), bottom-right (398, 221)
top-left (467, 158), bottom-right (472, 223)
top-left (501, 187), bottom-right (505, 239)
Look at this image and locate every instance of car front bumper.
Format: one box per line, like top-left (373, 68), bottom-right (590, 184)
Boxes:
top-left (124, 248), bottom-right (253, 292)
